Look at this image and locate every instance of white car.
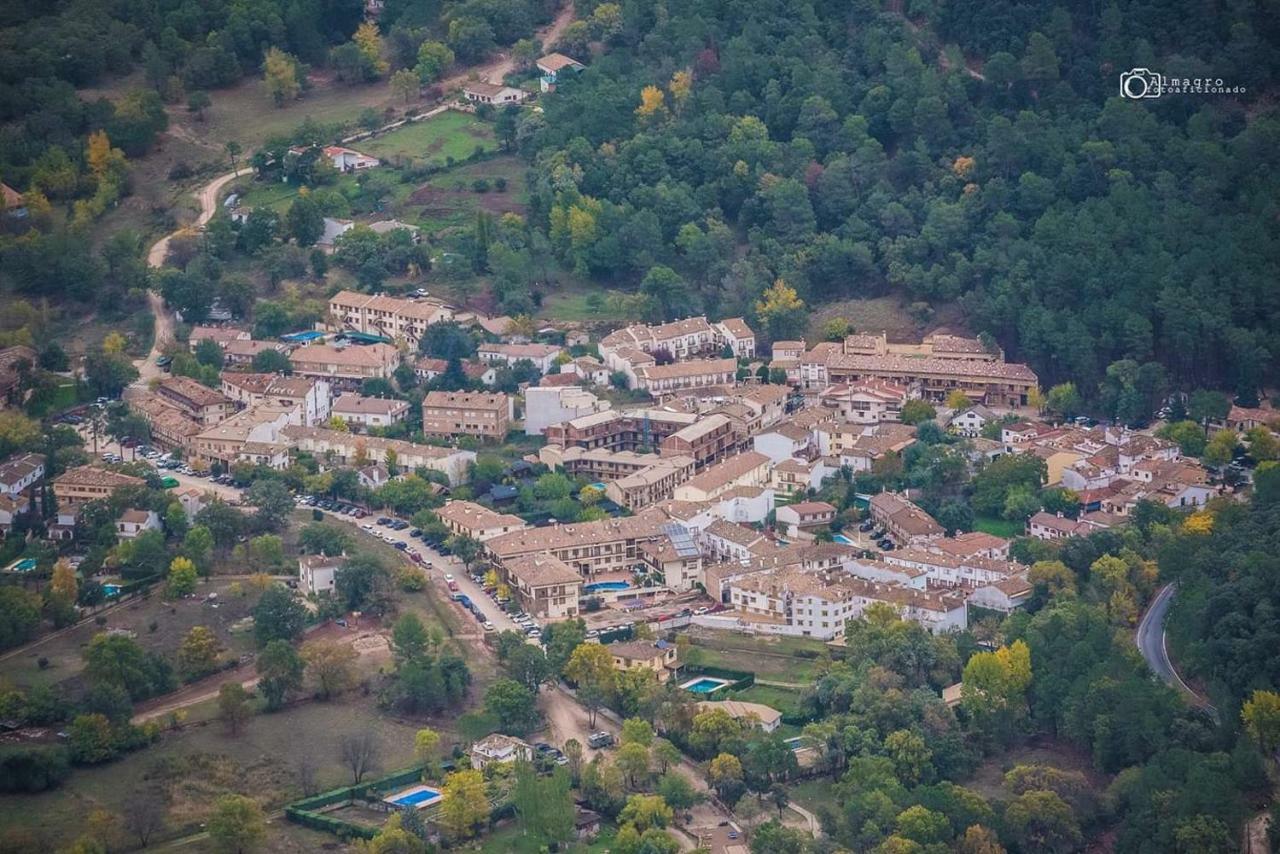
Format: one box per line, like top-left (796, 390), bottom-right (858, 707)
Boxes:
top-left (361, 524), bottom-right (374, 531)
top-left (482, 622), bottom-right (495, 632)
top-left (444, 573), bottom-right (454, 582)
top-left (693, 606), bottom-right (709, 616)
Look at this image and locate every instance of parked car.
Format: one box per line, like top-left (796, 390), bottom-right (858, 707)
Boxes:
top-left (587, 731), bottom-right (614, 749)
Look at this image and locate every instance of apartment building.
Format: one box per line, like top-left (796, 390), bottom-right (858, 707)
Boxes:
top-left (328, 290), bottom-right (454, 348)
top-left (800, 333), bottom-right (1037, 408)
top-left (605, 456), bottom-right (697, 510)
top-left (155, 376), bottom-right (236, 426)
top-left (869, 492), bottom-right (944, 544)
top-left (52, 466), bottom-right (144, 508)
top-left (436, 500), bottom-right (528, 542)
top-left (485, 512), bottom-right (667, 579)
top-left (545, 408), bottom-right (698, 452)
top-left (290, 343), bottom-right (401, 387)
top-left (524, 386), bottom-right (610, 436)
top-left (192, 403), bottom-right (295, 469)
top-left (633, 358), bottom-right (738, 396)
top-left (219, 374), bottom-right (331, 426)
top-left (503, 554), bottom-right (582, 620)
top-left (702, 519), bottom-right (775, 564)
top-left (281, 426), bottom-right (475, 485)
top-left (673, 451), bottom-right (771, 503)
top-left (130, 394), bottom-right (203, 452)
top-left (817, 380), bottom-right (909, 424)
top-left (421, 391), bottom-right (512, 441)
top-left (701, 542), bottom-right (858, 602)
top-left (331, 394), bottom-right (411, 429)
top-left (637, 525), bottom-right (702, 591)
top-left (879, 548), bottom-right (1024, 591)
top-left (659, 413), bottom-right (747, 468)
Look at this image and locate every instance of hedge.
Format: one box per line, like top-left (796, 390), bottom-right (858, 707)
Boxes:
top-left (286, 762), bottom-right (457, 841)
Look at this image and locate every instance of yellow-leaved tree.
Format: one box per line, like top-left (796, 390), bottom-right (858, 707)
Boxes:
top-left (754, 278), bottom-right (807, 342)
top-left (262, 47), bottom-right (302, 106)
top-left (635, 85), bottom-right (667, 121)
top-left (439, 769), bottom-right (489, 839)
top-left (669, 70), bottom-right (692, 111)
top-left (353, 22), bottom-right (389, 77)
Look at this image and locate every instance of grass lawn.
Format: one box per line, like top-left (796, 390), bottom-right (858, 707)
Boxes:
top-left (480, 822), bottom-right (617, 853)
top-left (0, 694), bottom-right (434, 850)
top-left (537, 288), bottom-right (636, 323)
top-left (727, 684), bottom-right (808, 716)
top-left (788, 778), bottom-right (836, 814)
top-left (973, 516), bottom-right (1025, 538)
top-left (360, 112), bottom-right (496, 166)
top-left (685, 630), bottom-right (832, 684)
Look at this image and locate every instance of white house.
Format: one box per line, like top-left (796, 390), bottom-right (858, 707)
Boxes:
top-left (299, 553), bottom-right (345, 596)
top-left (0, 453), bottom-right (45, 497)
top-left (947, 405), bottom-right (997, 437)
top-left (332, 394), bottom-right (411, 429)
top-left (470, 733), bottom-right (533, 770)
top-left (116, 509), bottom-right (161, 540)
top-left (317, 217), bottom-right (354, 251)
top-left (775, 501), bottom-right (836, 539)
top-left (323, 146), bottom-right (379, 172)
top-left (463, 82), bottom-right (530, 105)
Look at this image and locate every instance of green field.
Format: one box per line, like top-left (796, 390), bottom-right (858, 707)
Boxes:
top-left (973, 516), bottom-right (1025, 538)
top-left (728, 683), bottom-right (808, 716)
top-left (360, 111), bottom-right (496, 166)
top-left (481, 822), bottom-right (617, 854)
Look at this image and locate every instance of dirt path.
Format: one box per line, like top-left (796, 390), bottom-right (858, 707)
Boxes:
top-left (439, 1), bottom-right (576, 89)
top-left (136, 168), bottom-right (242, 384)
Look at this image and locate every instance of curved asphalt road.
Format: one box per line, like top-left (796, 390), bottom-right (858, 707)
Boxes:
top-left (1136, 584), bottom-right (1217, 718)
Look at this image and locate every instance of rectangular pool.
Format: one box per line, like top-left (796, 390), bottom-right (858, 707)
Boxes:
top-left (681, 676), bottom-right (732, 694)
top-left (832, 534), bottom-right (854, 545)
top-left (584, 581), bottom-right (631, 593)
top-left (383, 785), bottom-right (442, 809)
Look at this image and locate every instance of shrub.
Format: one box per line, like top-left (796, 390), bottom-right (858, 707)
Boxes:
top-left (494, 177), bottom-right (507, 191)
top-left (0, 746), bottom-right (71, 792)
top-left (472, 178), bottom-right (490, 193)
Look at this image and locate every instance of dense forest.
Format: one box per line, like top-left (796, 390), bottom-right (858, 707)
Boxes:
top-left (515, 0), bottom-right (1280, 407)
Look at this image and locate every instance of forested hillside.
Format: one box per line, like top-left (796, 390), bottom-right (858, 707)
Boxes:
top-left (518, 0), bottom-right (1280, 408)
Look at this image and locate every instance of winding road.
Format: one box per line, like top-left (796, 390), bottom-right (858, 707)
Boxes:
top-left (136, 168), bottom-right (243, 384)
top-left (1135, 584), bottom-right (1216, 716)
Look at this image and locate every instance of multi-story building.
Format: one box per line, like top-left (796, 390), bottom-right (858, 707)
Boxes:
top-left (502, 554), bottom-right (582, 621)
top-left (637, 524), bottom-right (702, 591)
top-left (673, 451), bottom-right (771, 503)
top-left (545, 408), bottom-right (698, 452)
top-left (222, 338), bottom-right (290, 367)
top-left (799, 333), bottom-right (1037, 408)
top-left (155, 376), bottom-right (236, 426)
top-left (817, 380), bottom-right (909, 424)
top-left (604, 456), bottom-right (698, 510)
top-left (219, 374), bottom-right (331, 426)
top-left (524, 386), bottom-right (610, 436)
top-left (607, 640), bottom-right (679, 682)
top-left (775, 501), bottom-right (837, 539)
top-left (328, 290), bottom-right (454, 348)
top-left (192, 403), bottom-right (295, 469)
top-left (659, 413), bottom-right (747, 469)
top-left (281, 426), bottom-right (475, 485)
top-left (436, 501), bottom-right (528, 541)
top-left (599, 317), bottom-right (755, 364)
top-left (633, 359), bottom-right (738, 397)
top-left (421, 391), bottom-right (512, 441)
top-left (129, 394), bottom-right (204, 452)
top-left (331, 394), bottom-right (411, 430)
top-left (869, 492), bottom-right (944, 544)
top-left (299, 554), bottom-right (345, 596)
top-left (485, 512), bottom-right (667, 579)
top-left (52, 466), bottom-right (144, 508)
top-left (290, 343), bottom-right (401, 387)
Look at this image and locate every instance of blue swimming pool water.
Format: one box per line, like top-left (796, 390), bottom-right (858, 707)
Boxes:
top-left (832, 534), bottom-right (854, 545)
top-left (102, 583), bottom-right (122, 598)
top-left (584, 581), bottom-right (630, 593)
top-left (6, 558), bottom-right (37, 572)
top-left (390, 788), bottom-right (441, 807)
top-left (684, 678), bottom-right (729, 694)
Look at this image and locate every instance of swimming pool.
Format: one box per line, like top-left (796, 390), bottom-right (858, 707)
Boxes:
top-left (102, 583), bottom-right (122, 598)
top-left (784, 736), bottom-right (808, 751)
top-left (383, 785), bottom-right (442, 809)
top-left (680, 676), bottom-right (732, 694)
top-left (3, 558), bottom-right (37, 573)
top-left (584, 580), bottom-right (631, 593)
top-left (832, 534), bottom-right (854, 545)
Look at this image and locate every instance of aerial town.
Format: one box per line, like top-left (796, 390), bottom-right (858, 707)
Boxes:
top-left (1, 0), bottom-right (1277, 852)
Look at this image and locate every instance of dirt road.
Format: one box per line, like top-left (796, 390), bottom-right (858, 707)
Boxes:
top-left (136, 168), bottom-right (242, 384)
top-left (439, 2), bottom-right (576, 90)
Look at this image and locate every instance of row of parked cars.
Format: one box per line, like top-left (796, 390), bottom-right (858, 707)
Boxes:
top-left (858, 519), bottom-right (897, 551)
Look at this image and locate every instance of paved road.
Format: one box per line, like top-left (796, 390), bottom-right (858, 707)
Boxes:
top-left (1136, 584), bottom-right (1216, 716)
top-left (315, 507), bottom-right (522, 634)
